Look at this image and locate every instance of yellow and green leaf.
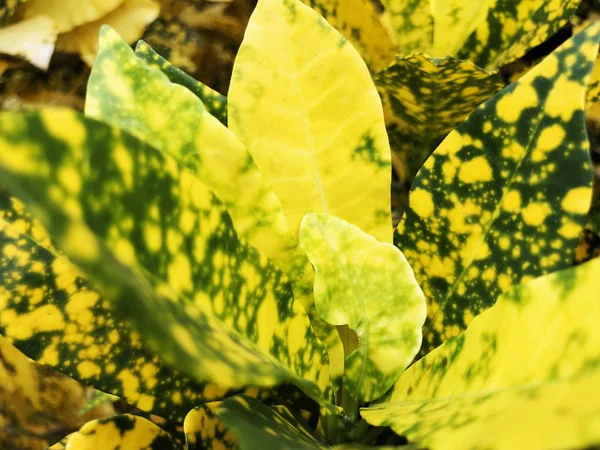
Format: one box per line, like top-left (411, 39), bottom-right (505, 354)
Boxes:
top-left (184, 402), bottom-right (238, 450)
top-left (457, 0), bottom-right (581, 70)
top-left (362, 258), bottom-right (600, 450)
top-left (0, 190), bottom-right (253, 421)
top-left (376, 54), bottom-right (504, 142)
top-left (396, 22), bottom-right (600, 354)
top-left (299, 0), bottom-right (396, 71)
top-left (63, 414), bottom-right (177, 449)
top-left (0, 108), bottom-right (332, 408)
top-left (85, 26), bottom-right (343, 383)
top-left (134, 40), bottom-right (228, 126)
top-left (299, 214), bottom-right (426, 402)
top-left (381, 0), bottom-right (488, 57)
top-left (228, 0), bottom-right (393, 244)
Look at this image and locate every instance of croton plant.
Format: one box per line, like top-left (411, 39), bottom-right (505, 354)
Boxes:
top-left (0, 0), bottom-right (599, 448)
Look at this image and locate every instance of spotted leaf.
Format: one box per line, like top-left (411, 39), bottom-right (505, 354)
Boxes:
top-left (299, 214), bottom-right (426, 402)
top-left (184, 402), bottom-right (239, 450)
top-left (134, 40), bottom-right (227, 126)
top-left (228, 0), bottom-right (392, 243)
top-left (396, 22), bottom-right (600, 354)
top-left (0, 190), bottom-right (254, 422)
top-left (217, 395), bottom-right (328, 450)
top-left (63, 414), bottom-right (177, 450)
top-left (22, 0), bottom-right (124, 33)
top-left (381, 0), bottom-right (488, 57)
top-left (457, 0), bottom-right (581, 70)
top-left (299, 0), bottom-right (396, 71)
top-left (86, 26), bottom-right (343, 383)
top-left (0, 109), bottom-right (333, 409)
top-left (362, 258), bottom-right (600, 450)
top-left (376, 54), bottom-right (504, 143)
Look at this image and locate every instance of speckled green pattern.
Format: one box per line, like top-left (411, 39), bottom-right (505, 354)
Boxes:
top-left (134, 40), bottom-right (228, 126)
top-left (458, 0), bottom-right (581, 69)
top-left (0, 108), bottom-right (332, 408)
top-left (362, 258), bottom-right (600, 450)
top-left (376, 54), bottom-right (504, 139)
top-left (396, 23), bottom-right (600, 354)
top-left (299, 213), bottom-right (426, 402)
top-left (0, 191), bottom-right (233, 422)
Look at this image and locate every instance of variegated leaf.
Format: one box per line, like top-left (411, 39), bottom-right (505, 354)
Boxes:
top-left (85, 27), bottom-right (343, 383)
top-left (0, 190), bottom-right (250, 422)
top-left (362, 258), bottom-right (600, 450)
top-left (22, 0), bottom-right (124, 33)
top-left (63, 414), bottom-right (177, 449)
top-left (396, 22), bottom-right (600, 354)
top-left (376, 54), bottom-right (504, 143)
top-left (0, 109), bottom-right (332, 408)
top-left (184, 402), bottom-right (239, 450)
top-left (299, 0), bottom-right (396, 71)
top-left (458, 0), bottom-right (581, 70)
top-left (135, 40), bottom-right (227, 126)
top-left (228, 0), bottom-right (393, 244)
top-left (381, 0), bottom-right (488, 57)
top-left (299, 214), bottom-right (426, 402)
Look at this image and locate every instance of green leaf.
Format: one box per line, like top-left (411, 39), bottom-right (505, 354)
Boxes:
top-left (85, 26), bottom-right (344, 384)
top-left (299, 214), bottom-right (425, 402)
top-left (228, 0), bottom-right (393, 244)
top-left (0, 108), bottom-right (332, 408)
top-left (217, 395), bottom-right (328, 450)
top-left (396, 22), bottom-right (600, 354)
top-left (299, 0), bottom-right (396, 71)
top-left (77, 391), bottom-right (119, 416)
top-left (64, 414), bottom-right (177, 449)
top-left (362, 258), bottom-right (600, 450)
top-left (0, 190), bottom-right (251, 422)
top-left (134, 40), bottom-right (228, 126)
top-left (376, 54), bottom-right (504, 141)
top-left (457, 0), bottom-right (581, 70)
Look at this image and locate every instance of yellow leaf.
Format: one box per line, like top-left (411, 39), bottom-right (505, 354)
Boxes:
top-left (0, 16), bottom-right (57, 70)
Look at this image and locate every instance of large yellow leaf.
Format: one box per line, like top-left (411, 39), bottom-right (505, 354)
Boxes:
top-left (0, 16), bottom-right (57, 70)
top-left (362, 258), bottom-right (600, 450)
top-left (23, 0), bottom-right (125, 33)
top-left (228, 0), bottom-right (393, 244)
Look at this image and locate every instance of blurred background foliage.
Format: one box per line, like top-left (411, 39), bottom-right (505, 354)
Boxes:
top-left (0, 0), bottom-right (599, 447)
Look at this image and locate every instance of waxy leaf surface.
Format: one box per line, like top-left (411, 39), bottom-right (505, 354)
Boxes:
top-left (135, 40), bottom-right (228, 126)
top-left (396, 23), bottom-right (600, 353)
top-left (362, 258), bottom-right (600, 450)
top-left (0, 191), bottom-right (241, 422)
top-left (86, 27), bottom-right (343, 382)
top-left (0, 109), bottom-right (331, 406)
top-left (64, 414), bottom-right (177, 450)
top-left (299, 0), bottom-right (396, 71)
top-left (376, 55), bottom-right (504, 140)
top-left (228, 0), bottom-right (392, 243)
top-left (300, 214), bottom-right (426, 402)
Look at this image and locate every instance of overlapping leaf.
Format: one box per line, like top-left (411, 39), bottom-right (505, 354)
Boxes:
top-left (228, 0), bottom-right (393, 244)
top-left (135, 40), bottom-right (227, 125)
top-left (0, 109), bottom-right (332, 407)
top-left (299, 214), bottom-right (426, 402)
top-left (0, 190), bottom-right (256, 421)
top-left (62, 414), bottom-right (177, 450)
top-left (85, 27), bottom-right (343, 382)
top-left (458, 0), bottom-right (581, 70)
top-left (376, 55), bottom-right (504, 141)
top-left (396, 22), bottom-right (600, 354)
top-left (362, 258), bottom-right (600, 450)
top-left (299, 0), bottom-right (396, 71)
top-left (184, 402), bottom-right (239, 450)
top-left (56, 0), bottom-right (160, 66)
